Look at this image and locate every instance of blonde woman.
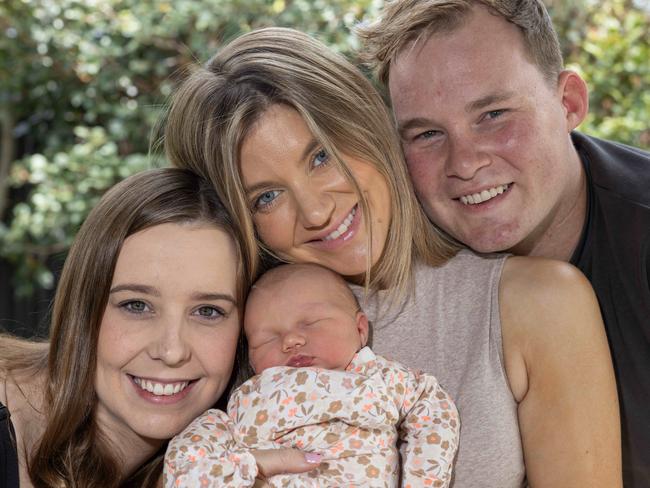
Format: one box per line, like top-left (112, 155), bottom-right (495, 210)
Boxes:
top-left (162, 28), bottom-right (621, 487)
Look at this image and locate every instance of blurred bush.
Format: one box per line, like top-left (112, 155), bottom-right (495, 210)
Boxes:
top-left (549, 0), bottom-right (650, 147)
top-left (0, 0), bottom-right (648, 297)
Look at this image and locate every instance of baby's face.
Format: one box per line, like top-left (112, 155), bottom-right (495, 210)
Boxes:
top-left (245, 269), bottom-right (368, 374)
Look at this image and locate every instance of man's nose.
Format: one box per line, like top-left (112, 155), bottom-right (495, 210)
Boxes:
top-left (445, 135), bottom-right (492, 180)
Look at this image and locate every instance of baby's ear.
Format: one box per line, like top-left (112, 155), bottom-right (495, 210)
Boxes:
top-left (356, 311), bottom-right (370, 347)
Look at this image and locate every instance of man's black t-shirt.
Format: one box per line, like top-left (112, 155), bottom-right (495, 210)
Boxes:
top-left (570, 132), bottom-right (650, 487)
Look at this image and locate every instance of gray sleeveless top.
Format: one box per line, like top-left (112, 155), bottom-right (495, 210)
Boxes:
top-left (352, 250), bottom-right (526, 488)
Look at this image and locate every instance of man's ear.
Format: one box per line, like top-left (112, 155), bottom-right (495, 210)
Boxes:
top-left (356, 311), bottom-right (370, 347)
top-left (557, 70), bottom-right (589, 132)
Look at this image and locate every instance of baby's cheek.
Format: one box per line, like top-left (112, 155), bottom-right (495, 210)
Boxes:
top-left (250, 349), bottom-right (277, 374)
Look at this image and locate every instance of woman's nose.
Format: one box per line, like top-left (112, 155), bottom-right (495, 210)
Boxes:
top-left (149, 319), bottom-right (191, 366)
top-left (296, 187), bottom-right (335, 229)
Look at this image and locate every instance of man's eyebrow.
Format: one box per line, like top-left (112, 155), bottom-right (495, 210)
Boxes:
top-left (109, 284), bottom-right (161, 296)
top-left (465, 91), bottom-right (515, 113)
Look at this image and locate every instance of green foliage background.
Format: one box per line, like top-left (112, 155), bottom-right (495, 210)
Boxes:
top-left (1, 0), bottom-right (649, 296)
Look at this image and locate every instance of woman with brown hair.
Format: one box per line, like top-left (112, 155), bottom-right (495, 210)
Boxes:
top-left (0, 168), bottom-right (252, 487)
top-left (162, 28), bottom-right (622, 487)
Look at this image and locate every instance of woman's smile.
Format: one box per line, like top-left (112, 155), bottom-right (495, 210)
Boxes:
top-left (308, 204), bottom-right (360, 247)
top-left (129, 375), bottom-right (197, 404)
top-left (240, 104), bottom-right (391, 277)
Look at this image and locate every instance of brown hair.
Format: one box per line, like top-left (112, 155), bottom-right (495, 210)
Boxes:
top-left (0, 168), bottom-right (248, 487)
top-left (162, 27), bottom-right (458, 304)
top-left (358, 0), bottom-right (563, 86)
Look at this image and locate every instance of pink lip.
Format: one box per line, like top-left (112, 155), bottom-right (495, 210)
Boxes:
top-left (129, 375), bottom-right (197, 405)
top-left (286, 355), bottom-right (314, 367)
top-left (306, 204), bottom-right (361, 251)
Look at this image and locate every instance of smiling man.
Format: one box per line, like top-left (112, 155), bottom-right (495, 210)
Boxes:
top-left (360, 1), bottom-right (650, 486)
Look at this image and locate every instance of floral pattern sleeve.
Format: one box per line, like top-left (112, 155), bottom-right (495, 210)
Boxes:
top-left (394, 366), bottom-right (460, 487)
top-left (163, 408), bottom-right (258, 487)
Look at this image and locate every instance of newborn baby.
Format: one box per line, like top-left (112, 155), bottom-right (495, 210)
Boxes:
top-left (165, 263), bottom-right (459, 487)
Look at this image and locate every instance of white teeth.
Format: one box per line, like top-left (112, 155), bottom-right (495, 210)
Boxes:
top-left (133, 377), bottom-right (189, 396)
top-left (460, 184), bottom-right (509, 205)
top-left (324, 206), bottom-right (357, 241)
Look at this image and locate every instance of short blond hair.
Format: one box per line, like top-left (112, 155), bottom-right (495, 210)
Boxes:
top-left (163, 27), bottom-right (458, 304)
top-left (358, 0), bottom-right (563, 86)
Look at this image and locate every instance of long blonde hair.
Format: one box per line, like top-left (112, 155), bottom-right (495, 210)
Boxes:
top-left (1, 168), bottom-right (248, 487)
top-left (162, 27), bottom-right (458, 301)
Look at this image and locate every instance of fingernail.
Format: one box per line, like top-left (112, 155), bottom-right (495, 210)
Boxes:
top-left (305, 452), bottom-right (322, 464)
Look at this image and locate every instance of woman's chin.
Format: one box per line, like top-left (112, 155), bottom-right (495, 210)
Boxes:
top-left (317, 259), bottom-right (368, 283)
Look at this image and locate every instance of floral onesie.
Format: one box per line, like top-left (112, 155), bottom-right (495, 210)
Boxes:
top-left (164, 347), bottom-right (459, 487)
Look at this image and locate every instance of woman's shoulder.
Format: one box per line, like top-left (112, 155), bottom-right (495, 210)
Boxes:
top-left (500, 255), bottom-right (593, 304)
top-left (425, 252), bottom-right (592, 303)
top-left (412, 251), bottom-right (595, 317)
top-left (419, 248), bottom-right (508, 270)
top-left (500, 255), bottom-right (598, 337)
top-left (499, 256), bottom-right (603, 399)
top-left (389, 250), bottom-right (510, 329)
top-left (414, 249), bottom-right (509, 289)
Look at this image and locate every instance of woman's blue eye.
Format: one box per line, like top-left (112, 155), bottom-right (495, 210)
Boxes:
top-left (312, 149), bottom-right (330, 168)
top-left (121, 300), bottom-right (150, 314)
top-left (195, 306), bottom-right (225, 319)
top-left (255, 190), bottom-right (281, 209)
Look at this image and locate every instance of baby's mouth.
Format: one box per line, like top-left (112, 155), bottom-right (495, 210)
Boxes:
top-left (286, 355), bottom-right (314, 367)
